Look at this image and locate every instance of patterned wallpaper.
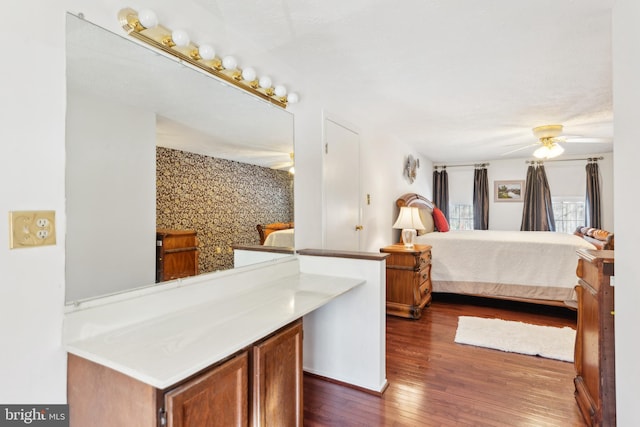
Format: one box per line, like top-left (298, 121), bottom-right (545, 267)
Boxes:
top-left (156, 147), bottom-right (294, 274)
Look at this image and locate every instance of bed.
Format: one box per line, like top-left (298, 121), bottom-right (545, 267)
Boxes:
top-left (256, 222), bottom-right (294, 247)
top-left (396, 193), bottom-right (613, 306)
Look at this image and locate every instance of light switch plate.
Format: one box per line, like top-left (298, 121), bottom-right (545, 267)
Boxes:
top-left (9, 211), bottom-right (56, 249)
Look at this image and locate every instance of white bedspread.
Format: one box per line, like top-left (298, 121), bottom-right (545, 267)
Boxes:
top-left (263, 228), bottom-right (294, 247)
top-left (415, 230), bottom-right (596, 290)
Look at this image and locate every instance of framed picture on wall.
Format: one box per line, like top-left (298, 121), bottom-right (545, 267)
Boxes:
top-left (494, 180), bottom-right (525, 202)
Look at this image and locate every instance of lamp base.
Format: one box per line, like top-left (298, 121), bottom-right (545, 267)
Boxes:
top-left (401, 228), bottom-right (417, 249)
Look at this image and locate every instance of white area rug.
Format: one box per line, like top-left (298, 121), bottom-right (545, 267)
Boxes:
top-left (454, 316), bottom-right (576, 362)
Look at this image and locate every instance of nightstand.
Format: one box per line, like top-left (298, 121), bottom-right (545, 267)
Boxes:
top-left (380, 244), bottom-right (432, 319)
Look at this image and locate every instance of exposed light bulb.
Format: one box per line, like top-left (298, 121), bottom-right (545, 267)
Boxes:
top-left (138, 9), bottom-right (158, 28)
top-left (241, 67), bottom-right (257, 82)
top-left (274, 85), bottom-right (287, 97)
top-left (222, 56), bottom-right (238, 70)
top-left (258, 76), bottom-right (272, 89)
top-left (198, 44), bottom-right (216, 61)
top-left (171, 30), bottom-right (190, 47)
top-left (287, 92), bottom-right (299, 104)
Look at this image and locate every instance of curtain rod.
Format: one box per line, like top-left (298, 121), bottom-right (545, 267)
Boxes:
top-left (434, 162), bottom-right (489, 169)
top-left (525, 156), bottom-right (604, 164)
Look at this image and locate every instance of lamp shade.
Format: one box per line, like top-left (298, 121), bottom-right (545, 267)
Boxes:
top-left (393, 207), bottom-right (426, 230)
top-left (548, 143), bottom-right (564, 158)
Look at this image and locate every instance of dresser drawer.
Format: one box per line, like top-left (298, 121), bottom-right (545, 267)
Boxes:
top-left (417, 266), bottom-right (431, 299)
top-left (418, 264), bottom-right (431, 284)
top-left (417, 251), bottom-right (431, 270)
top-left (385, 248), bottom-right (431, 271)
top-left (159, 233), bottom-right (198, 251)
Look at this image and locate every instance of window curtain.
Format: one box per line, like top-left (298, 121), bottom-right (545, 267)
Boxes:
top-left (520, 164), bottom-right (555, 231)
top-left (473, 166), bottom-right (489, 230)
top-left (585, 161), bottom-right (602, 229)
top-left (433, 169), bottom-right (449, 220)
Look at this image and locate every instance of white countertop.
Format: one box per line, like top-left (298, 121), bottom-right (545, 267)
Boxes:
top-left (64, 265), bottom-right (363, 389)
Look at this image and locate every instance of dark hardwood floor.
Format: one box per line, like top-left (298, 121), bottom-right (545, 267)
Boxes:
top-left (304, 293), bottom-right (586, 427)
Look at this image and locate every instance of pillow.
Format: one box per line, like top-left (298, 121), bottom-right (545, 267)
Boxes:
top-left (417, 208), bottom-right (435, 235)
top-left (432, 207), bottom-right (450, 232)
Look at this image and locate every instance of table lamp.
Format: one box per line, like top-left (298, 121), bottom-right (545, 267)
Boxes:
top-left (392, 206), bottom-right (425, 248)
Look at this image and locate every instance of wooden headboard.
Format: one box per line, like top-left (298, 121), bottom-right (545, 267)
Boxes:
top-left (574, 226), bottom-right (615, 250)
top-left (396, 193), bottom-right (437, 210)
top-left (256, 222), bottom-right (294, 245)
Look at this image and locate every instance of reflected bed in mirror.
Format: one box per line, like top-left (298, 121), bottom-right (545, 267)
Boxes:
top-left (65, 14), bottom-right (294, 303)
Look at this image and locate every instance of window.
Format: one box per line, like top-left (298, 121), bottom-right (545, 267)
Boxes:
top-left (449, 204), bottom-right (474, 230)
top-left (552, 197), bottom-right (585, 234)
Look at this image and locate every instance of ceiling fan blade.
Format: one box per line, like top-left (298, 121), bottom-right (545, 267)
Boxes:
top-left (564, 137), bottom-right (612, 144)
top-left (501, 143), bottom-right (538, 156)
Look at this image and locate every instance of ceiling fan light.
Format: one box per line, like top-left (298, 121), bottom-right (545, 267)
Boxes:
top-left (533, 146), bottom-right (549, 159)
top-left (548, 143), bottom-right (565, 158)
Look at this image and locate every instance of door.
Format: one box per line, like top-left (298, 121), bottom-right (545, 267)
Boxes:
top-left (165, 351), bottom-right (249, 427)
top-left (252, 320), bottom-right (303, 426)
top-left (323, 116), bottom-right (361, 251)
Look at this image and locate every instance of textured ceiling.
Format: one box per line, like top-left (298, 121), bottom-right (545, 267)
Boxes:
top-left (193, 0), bottom-right (614, 162)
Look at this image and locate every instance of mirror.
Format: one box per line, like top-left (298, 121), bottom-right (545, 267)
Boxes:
top-left (65, 14), bottom-right (294, 303)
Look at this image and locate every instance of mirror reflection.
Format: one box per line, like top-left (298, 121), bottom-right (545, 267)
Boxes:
top-left (65, 14), bottom-right (294, 303)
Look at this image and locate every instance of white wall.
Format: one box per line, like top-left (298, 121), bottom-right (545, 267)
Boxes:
top-left (360, 129), bottom-right (434, 252)
top-left (613, 1), bottom-right (640, 425)
top-left (0, 1), bottom-right (67, 403)
top-left (66, 92), bottom-right (156, 301)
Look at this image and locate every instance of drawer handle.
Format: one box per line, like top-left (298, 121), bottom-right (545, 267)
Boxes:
top-left (422, 273), bottom-right (428, 280)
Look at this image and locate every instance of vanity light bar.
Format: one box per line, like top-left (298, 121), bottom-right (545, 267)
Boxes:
top-left (117, 7), bottom-right (299, 109)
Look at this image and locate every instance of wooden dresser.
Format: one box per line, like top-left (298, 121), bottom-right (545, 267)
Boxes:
top-left (156, 229), bottom-right (198, 282)
top-left (574, 249), bottom-right (615, 427)
top-left (380, 244), bottom-right (432, 319)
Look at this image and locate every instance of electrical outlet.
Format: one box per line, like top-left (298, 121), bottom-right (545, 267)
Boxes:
top-left (9, 210), bottom-right (56, 249)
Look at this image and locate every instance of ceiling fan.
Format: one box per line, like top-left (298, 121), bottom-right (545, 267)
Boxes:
top-left (502, 124), bottom-right (608, 159)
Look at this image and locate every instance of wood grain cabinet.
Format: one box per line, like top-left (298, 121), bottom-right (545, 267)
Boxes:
top-left (164, 352), bottom-right (249, 427)
top-left (380, 244), bottom-right (432, 319)
top-left (68, 319), bottom-right (302, 427)
top-left (156, 229), bottom-right (198, 282)
top-left (252, 319), bottom-right (303, 426)
top-left (574, 249), bottom-right (615, 427)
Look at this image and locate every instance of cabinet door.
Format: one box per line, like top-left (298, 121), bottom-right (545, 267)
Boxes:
top-left (165, 351), bottom-right (249, 427)
top-left (252, 320), bottom-right (303, 426)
